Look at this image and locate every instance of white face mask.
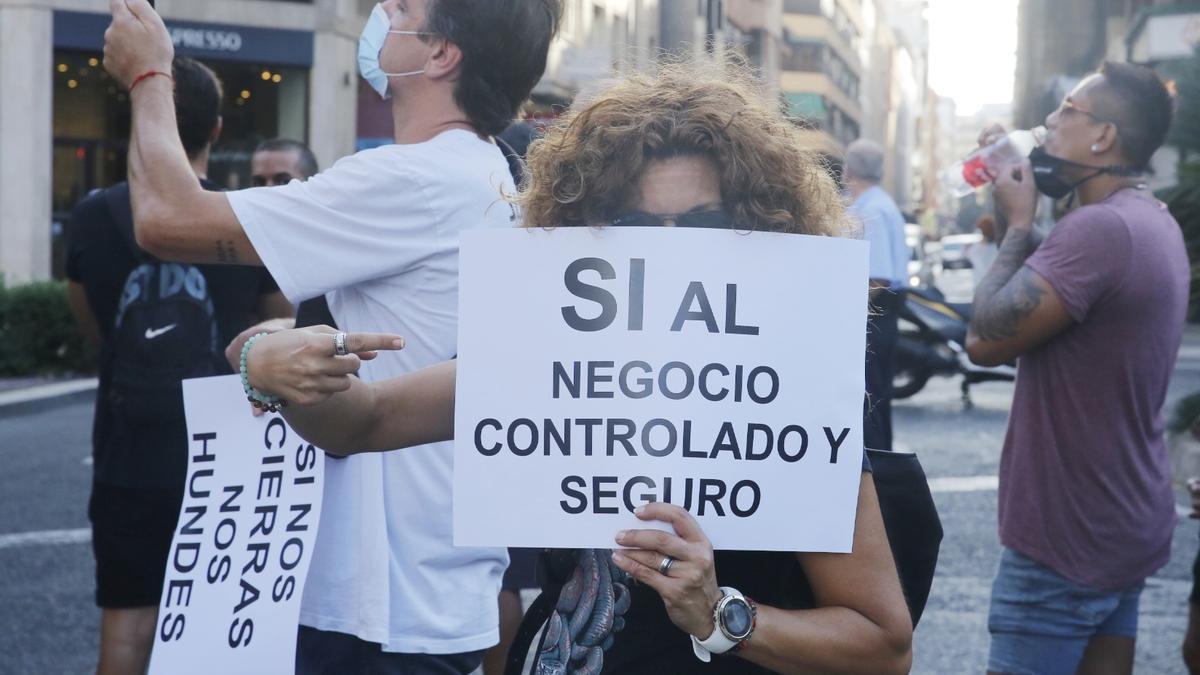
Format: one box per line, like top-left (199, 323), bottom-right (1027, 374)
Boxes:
top-left (357, 3), bottom-right (435, 99)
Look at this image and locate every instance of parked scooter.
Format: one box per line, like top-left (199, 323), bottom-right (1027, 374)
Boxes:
top-left (893, 286), bottom-right (1015, 408)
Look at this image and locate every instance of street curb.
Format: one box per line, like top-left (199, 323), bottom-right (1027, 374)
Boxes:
top-left (0, 379), bottom-right (98, 409)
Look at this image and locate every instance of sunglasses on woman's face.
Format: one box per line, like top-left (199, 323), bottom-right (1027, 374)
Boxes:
top-left (609, 209), bottom-right (734, 229)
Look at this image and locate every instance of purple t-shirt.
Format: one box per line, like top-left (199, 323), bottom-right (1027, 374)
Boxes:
top-left (999, 189), bottom-right (1188, 591)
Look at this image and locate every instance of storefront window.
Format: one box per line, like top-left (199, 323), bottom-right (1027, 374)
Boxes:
top-left (50, 50), bottom-right (309, 277)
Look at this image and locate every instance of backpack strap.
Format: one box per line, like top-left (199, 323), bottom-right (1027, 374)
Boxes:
top-left (504, 584), bottom-right (562, 675)
top-left (102, 183), bottom-right (154, 263)
top-left (495, 136), bottom-right (526, 188)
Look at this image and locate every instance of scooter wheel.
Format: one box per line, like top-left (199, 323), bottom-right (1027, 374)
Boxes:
top-left (893, 368), bottom-right (931, 400)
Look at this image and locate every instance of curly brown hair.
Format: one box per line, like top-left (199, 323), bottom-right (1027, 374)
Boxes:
top-left (520, 57), bottom-right (849, 236)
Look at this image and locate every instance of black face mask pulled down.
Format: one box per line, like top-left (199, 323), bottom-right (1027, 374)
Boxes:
top-left (1028, 145), bottom-right (1142, 201)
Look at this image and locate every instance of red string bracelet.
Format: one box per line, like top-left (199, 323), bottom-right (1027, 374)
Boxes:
top-left (129, 70), bottom-right (172, 93)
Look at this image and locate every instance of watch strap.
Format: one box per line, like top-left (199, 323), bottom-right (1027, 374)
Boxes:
top-left (730, 595), bottom-right (758, 653)
top-left (690, 587), bottom-right (744, 661)
top-left (692, 628), bottom-right (738, 661)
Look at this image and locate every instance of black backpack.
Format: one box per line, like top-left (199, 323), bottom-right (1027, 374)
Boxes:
top-left (103, 183), bottom-right (223, 426)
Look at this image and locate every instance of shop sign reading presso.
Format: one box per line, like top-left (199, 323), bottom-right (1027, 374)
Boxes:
top-left (53, 11), bottom-right (314, 68)
top-left (169, 26), bottom-right (244, 54)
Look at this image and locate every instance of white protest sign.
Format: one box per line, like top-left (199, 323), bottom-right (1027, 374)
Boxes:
top-left (149, 375), bottom-right (324, 675)
top-left (454, 227), bottom-right (868, 552)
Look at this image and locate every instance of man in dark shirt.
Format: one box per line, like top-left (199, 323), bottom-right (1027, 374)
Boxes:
top-left (65, 57), bottom-right (290, 675)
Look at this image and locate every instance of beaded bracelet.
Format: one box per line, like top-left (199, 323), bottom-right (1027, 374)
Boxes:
top-left (241, 333), bottom-right (288, 413)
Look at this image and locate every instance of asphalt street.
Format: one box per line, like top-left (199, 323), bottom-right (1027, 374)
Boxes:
top-left (1, 319), bottom-right (1199, 674)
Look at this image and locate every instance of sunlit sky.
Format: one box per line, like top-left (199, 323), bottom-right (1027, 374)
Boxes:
top-left (926, 0), bottom-right (1019, 116)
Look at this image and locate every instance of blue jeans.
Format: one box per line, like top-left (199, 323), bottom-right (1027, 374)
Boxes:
top-left (987, 548), bottom-right (1142, 675)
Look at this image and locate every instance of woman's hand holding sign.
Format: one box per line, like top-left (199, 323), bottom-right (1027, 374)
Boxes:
top-left (245, 326), bottom-right (405, 407)
top-left (612, 503), bottom-right (723, 639)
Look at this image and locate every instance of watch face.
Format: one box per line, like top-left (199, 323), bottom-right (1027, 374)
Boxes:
top-left (720, 599), bottom-right (753, 640)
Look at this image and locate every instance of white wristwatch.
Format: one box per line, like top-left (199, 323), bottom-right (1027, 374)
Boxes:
top-left (691, 586), bottom-right (757, 662)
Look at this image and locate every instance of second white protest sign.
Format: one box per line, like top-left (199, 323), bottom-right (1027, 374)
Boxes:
top-left (150, 375), bottom-right (324, 675)
top-left (454, 227), bottom-right (868, 552)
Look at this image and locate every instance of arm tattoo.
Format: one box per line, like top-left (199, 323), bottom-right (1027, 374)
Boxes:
top-left (215, 239), bottom-right (240, 264)
top-left (971, 228), bottom-right (1042, 342)
top-left (973, 267), bottom-right (1045, 341)
top-left (992, 208), bottom-right (1009, 246)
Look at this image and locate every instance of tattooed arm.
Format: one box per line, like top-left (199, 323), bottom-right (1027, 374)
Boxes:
top-left (965, 159), bottom-right (1071, 367)
top-left (123, 76), bottom-right (260, 265)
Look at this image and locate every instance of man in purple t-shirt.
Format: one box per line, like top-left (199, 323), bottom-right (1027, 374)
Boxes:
top-left (966, 62), bottom-right (1184, 675)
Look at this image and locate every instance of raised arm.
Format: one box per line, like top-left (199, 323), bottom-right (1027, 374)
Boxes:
top-left (243, 327), bottom-right (456, 454)
top-left (104, 0), bottom-right (259, 265)
top-left (966, 158), bottom-right (1071, 366)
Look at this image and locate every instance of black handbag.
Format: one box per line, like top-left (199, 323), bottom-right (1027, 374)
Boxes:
top-left (865, 447), bottom-right (943, 627)
top-left (505, 449), bottom-right (943, 674)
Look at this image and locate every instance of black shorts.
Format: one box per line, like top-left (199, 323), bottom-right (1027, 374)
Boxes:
top-left (89, 483), bottom-right (183, 608)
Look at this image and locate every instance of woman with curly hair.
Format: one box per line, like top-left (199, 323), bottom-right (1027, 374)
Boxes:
top-left (241, 59), bottom-right (913, 674)
top-left (519, 61), bottom-right (845, 236)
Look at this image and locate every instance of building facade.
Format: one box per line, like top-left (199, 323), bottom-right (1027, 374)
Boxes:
top-left (778, 0), bottom-right (866, 155)
top-left (1014, 0), bottom-right (1194, 127)
top-left (5, 0), bottom-right (935, 283)
top-left (762, 0), bottom-right (927, 210)
top-left (727, 0), bottom-right (784, 97)
top-left (3, 0), bottom-right (722, 283)
top-left (535, 0), bottom-right (662, 103)
top-left (1, 0), bottom-right (365, 283)
top-left (1013, 0), bottom-right (1199, 189)
top-left (859, 0), bottom-right (927, 212)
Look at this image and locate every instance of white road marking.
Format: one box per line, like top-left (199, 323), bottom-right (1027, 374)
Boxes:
top-left (0, 528), bottom-right (90, 550)
top-left (0, 488), bottom-right (1189, 551)
top-left (927, 475), bottom-right (1196, 521)
top-left (928, 475), bottom-right (999, 493)
top-left (0, 378), bottom-right (98, 408)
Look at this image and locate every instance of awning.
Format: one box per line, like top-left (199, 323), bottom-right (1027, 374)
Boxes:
top-left (785, 92), bottom-right (828, 124)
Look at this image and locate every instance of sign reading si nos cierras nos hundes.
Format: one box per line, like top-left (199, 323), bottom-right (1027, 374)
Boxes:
top-left (150, 376), bottom-right (324, 675)
top-left (454, 227), bottom-right (869, 552)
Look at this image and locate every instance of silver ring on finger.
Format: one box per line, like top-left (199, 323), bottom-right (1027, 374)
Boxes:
top-left (334, 331), bottom-right (349, 357)
top-left (658, 555), bottom-right (675, 576)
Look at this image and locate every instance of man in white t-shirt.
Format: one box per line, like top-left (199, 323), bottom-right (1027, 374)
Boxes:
top-left (102, 0), bottom-right (561, 672)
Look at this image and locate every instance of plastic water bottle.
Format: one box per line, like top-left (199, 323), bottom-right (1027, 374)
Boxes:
top-left (944, 126), bottom-right (1045, 198)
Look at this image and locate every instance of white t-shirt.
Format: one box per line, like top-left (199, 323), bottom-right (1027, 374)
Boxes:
top-left (226, 129), bottom-right (516, 653)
